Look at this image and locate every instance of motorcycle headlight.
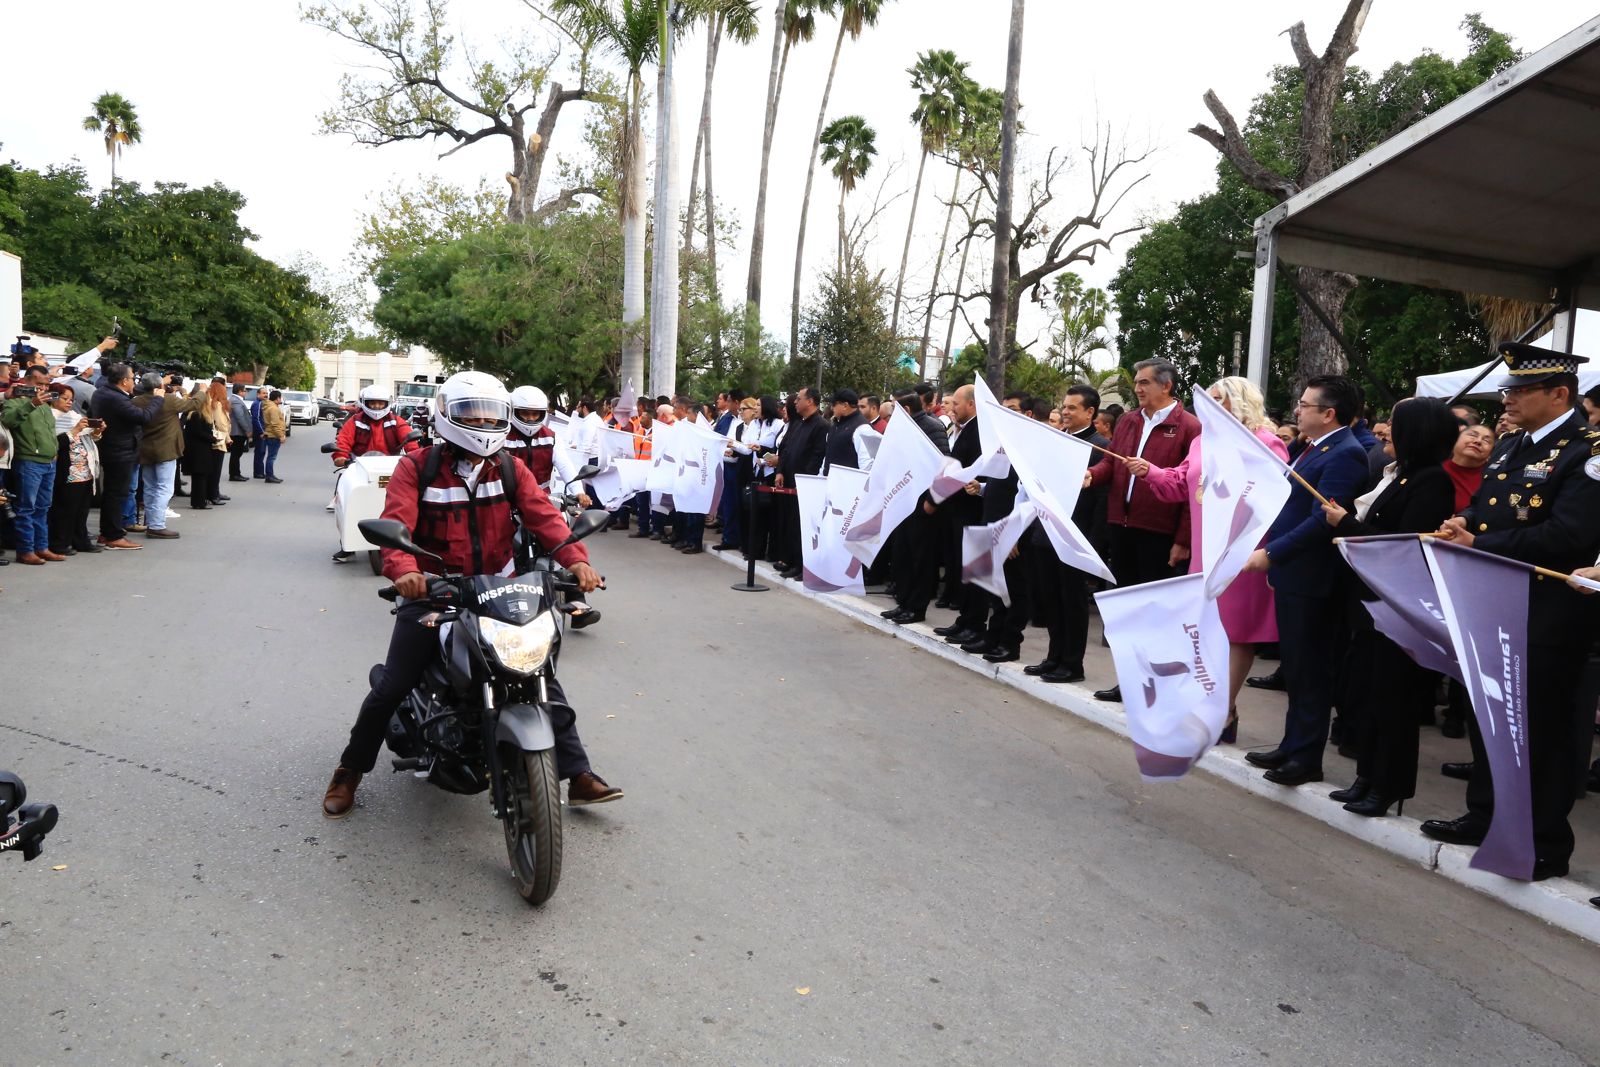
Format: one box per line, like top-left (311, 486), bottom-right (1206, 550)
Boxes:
top-left (479, 613), bottom-right (557, 676)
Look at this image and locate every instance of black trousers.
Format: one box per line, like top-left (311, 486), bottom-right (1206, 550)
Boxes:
top-left (1107, 523), bottom-right (1175, 587)
top-left (341, 602), bottom-right (592, 779)
top-left (1463, 642), bottom-right (1587, 864)
top-left (228, 435), bottom-right (248, 479)
top-left (99, 458), bottom-right (136, 541)
top-left (892, 504), bottom-right (942, 614)
top-left (1031, 544), bottom-right (1090, 670)
top-left (190, 448), bottom-right (223, 507)
top-left (1274, 589), bottom-right (1342, 769)
top-left (1349, 626), bottom-right (1431, 799)
top-left (977, 547), bottom-right (1032, 650)
top-left (49, 479), bottom-right (95, 552)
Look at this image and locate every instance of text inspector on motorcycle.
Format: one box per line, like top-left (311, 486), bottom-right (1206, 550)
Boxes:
top-left (506, 385), bottom-right (601, 629)
top-left (327, 385), bottom-right (422, 568)
top-left (323, 371), bottom-right (622, 905)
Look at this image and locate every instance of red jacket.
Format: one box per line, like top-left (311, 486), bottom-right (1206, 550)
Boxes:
top-left (334, 412), bottom-right (419, 464)
top-left (1087, 401), bottom-right (1200, 544)
top-left (377, 446), bottom-right (588, 582)
top-left (502, 425), bottom-right (558, 485)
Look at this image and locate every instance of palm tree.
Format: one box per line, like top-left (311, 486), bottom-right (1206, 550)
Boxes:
top-left (650, 0), bottom-right (682, 398)
top-left (819, 115), bottom-right (877, 272)
top-left (745, 0), bottom-right (822, 357)
top-left (82, 92), bottom-right (142, 187)
top-left (552, 0), bottom-right (659, 395)
top-left (789, 0), bottom-right (888, 361)
top-left (935, 83), bottom-right (1003, 373)
top-left (680, 1), bottom-right (761, 377)
top-left (891, 50), bottom-right (966, 349)
top-left (1049, 273), bottom-right (1112, 370)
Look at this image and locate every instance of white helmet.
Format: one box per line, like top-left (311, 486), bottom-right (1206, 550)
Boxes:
top-left (358, 384), bottom-right (392, 421)
top-left (435, 371), bottom-right (512, 457)
top-left (509, 385), bottom-right (550, 435)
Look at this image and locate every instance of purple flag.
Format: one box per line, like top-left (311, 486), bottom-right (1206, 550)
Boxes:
top-left (1336, 535), bottom-right (1463, 683)
top-left (1422, 539), bottom-right (1534, 881)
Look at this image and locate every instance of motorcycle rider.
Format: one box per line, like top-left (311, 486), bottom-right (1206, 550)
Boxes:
top-left (323, 371), bottom-right (622, 818)
top-left (506, 385), bottom-right (601, 629)
top-left (330, 385), bottom-right (422, 562)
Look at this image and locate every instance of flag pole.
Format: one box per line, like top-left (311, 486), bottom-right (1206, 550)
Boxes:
top-left (1086, 440), bottom-right (1132, 462)
top-left (1285, 466), bottom-right (1332, 508)
top-left (1415, 532), bottom-right (1598, 588)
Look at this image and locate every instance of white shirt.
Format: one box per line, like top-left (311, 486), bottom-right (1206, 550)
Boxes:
top-left (851, 423), bottom-right (880, 471)
top-left (576, 411), bottom-right (606, 457)
top-left (1524, 410), bottom-right (1571, 446)
top-left (1127, 401), bottom-right (1177, 502)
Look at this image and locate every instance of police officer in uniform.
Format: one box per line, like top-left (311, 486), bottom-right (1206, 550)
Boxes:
top-left (1422, 343), bottom-right (1600, 881)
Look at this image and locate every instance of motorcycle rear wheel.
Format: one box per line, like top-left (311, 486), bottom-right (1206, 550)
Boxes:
top-left (501, 746), bottom-right (563, 905)
top-left (367, 550), bottom-right (383, 575)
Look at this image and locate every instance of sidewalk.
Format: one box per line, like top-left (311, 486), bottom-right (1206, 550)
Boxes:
top-left (704, 546), bottom-right (1600, 946)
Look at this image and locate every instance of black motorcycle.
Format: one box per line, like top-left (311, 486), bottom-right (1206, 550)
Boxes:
top-left (1, 772), bottom-right (58, 862)
top-left (357, 512), bottom-right (606, 905)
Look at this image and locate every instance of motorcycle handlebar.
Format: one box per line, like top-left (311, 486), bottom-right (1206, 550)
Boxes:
top-left (378, 586), bottom-right (399, 602)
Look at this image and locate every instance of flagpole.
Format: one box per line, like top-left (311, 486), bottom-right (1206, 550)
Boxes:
top-left (1413, 532), bottom-right (1597, 588)
top-left (1285, 466), bottom-right (1332, 508)
top-left (1086, 440), bottom-right (1131, 462)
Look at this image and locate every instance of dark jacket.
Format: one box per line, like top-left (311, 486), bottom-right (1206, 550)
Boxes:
top-left (912, 410), bottom-right (952, 455)
top-left (779, 411), bottom-right (828, 481)
top-left (1463, 411), bottom-right (1600, 647)
top-left (1030, 425), bottom-right (1110, 551)
top-left (941, 418), bottom-right (984, 526)
top-left (823, 410), bottom-right (869, 473)
top-left (1264, 425), bottom-right (1371, 598)
top-left (1086, 401), bottom-right (1200, 544)
top-left (134, 392), bottom-right (207, 464)
top-left (1334, 464), bottom-right (1456, 601)
top-left (88, 379), bottom-right (162, 464)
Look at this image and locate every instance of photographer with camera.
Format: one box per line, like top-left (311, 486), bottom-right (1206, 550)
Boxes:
top-left (88, 363), bottom-right (165, 551)
top-left (132, 372), bottom-right (206, 539)
top-left (2, 369), bottom-right (64, 564)
top-left (48, 383), bottom-right (104, 555)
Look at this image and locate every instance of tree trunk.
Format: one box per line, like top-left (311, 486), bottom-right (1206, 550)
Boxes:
top-left (918, 167), bottom-right (960, 378)
top-left (704, 44), bottom-right (724, 384)
top-left (942, 189), bottom-right (978, 378)
top-left (891, 148), bottom-right (929, 343)
top-left (683, 17), bottom-right (721, 253)
top-left (620, 76), bottom-right (648, 396)
top-left (507, 111), bottom-right (532, 222)
top-left (986, 0), bottom-right (1025, 393)
top-left (745, 4), bottom-right (790, 357)
top-left (791, 22), bottom-right (848, 361)
top-left (1294, 267), bottom-right (1354, 388)
top-left (649, 12), bottom-right (681, 401)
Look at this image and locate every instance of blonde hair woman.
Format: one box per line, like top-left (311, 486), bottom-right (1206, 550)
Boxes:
top-left (1121, 376), bottom-right (1290, 743)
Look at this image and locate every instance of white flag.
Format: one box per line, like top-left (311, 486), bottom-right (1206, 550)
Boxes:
top-left (599, 427), bottom-right (638, 468)
top-left (977, 392), bottom-right (1114, 583)
top-left (646, 420), bottom-right (681, 493)
top-left (671, 417), bottom-right (725, 515)
top-left (961, 494), bottom-right (1037, 604)
top-left (839, 405), bottom-right (948, 565)
top-left (796, 467), bottom-right (868, 594)
top-left (611, 457), bottom-right (652, 495)
top-left (613, 379), bottom-right (637, 422)
top-left (1191, 388), bottom-right (1293, 599)
top-left (1094, 572), bottom-right (1230, 780)
top-left (588, 466), bottom-right (629, 511)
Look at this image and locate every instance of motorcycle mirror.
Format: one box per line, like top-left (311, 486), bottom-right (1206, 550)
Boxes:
top-left (574, 463), bottom-right (602, 481)
top-left (357, 519), bottom-right (445, 569)
top-left (558, 509), bottom-right (610, 548)
top-left (319, 442), bottom-right (336, 454)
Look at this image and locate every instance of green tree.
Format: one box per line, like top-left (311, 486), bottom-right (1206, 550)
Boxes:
top-left (786, 262), bottom-right (904, 396)
top-left (373, 211), bottom-right (625, 399)
top-left (82, 92), bottom-right (142, 187)
top-left (818, 115), bottom-right (876, 275)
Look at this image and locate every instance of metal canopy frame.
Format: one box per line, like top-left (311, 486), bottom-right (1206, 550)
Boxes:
top-left (1245, 15), bottom-right (1600, 390)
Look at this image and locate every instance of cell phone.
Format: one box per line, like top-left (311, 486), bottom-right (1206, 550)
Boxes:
top-left (87, 418), bottom-right (105, 428)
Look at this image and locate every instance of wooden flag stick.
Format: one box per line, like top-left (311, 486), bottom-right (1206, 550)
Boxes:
top-left (1417, 532), bottom-right (1597, 588)
top-left (1087, 440), bottom-right (1132, 462)
top-left (1285, 466), bottom-right (1332, 508)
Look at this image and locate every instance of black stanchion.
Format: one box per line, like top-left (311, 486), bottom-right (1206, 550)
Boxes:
top-left (731, 483), bottom-right (769, 593)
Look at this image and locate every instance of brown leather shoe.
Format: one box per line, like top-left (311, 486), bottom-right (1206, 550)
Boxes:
top-left (567, 771), bottom-right (622, 806)
top-left (37, 550), bottom-right (67, 562)
top-left (14, 552), bottom-right (44, 565)
top-left (323, 766), bottom-right (363, 818)
top-left (100, 538), bottom-right (142, 551)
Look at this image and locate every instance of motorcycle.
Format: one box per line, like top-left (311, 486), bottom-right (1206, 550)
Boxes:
top-left (0, 772), bottom-right (58, 862)
top-left (322, 432), bottom-right (424, 574)
top-left (356, 510), bottom-right (608, 905)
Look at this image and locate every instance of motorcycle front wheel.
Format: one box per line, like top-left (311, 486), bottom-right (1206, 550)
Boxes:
top-left (500, 745), bottom-right (563, 905)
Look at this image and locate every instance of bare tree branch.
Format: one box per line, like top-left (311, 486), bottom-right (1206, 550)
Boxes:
top-left (1188, 90), bottom-right (1299, 200)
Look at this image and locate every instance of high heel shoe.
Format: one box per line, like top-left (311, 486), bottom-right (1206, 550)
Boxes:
top-left (1218, 709), bottom-right (1238, 745)
top-left (1328, 777), bottom-right (1370, 804)
top-left (1343, 792), bottom-right (1403, 818)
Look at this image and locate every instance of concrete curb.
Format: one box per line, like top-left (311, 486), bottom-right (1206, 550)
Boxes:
top-left (708, 547), bottom-right (1600, 945)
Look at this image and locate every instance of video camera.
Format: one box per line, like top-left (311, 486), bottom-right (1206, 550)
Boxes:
top-left (0, 772), bottom-right (58, 862)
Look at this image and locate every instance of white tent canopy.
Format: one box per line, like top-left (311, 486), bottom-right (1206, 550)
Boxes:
top-left (1415, 310), bottom-right (1600, 400)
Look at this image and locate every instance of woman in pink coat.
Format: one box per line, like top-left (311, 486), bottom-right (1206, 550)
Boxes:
top-left (1122, 376), bottom-right (1289, 743)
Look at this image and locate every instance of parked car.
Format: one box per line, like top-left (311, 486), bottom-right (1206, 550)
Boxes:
top-left (316, 397), bottom-right (352, 422)
top-left (280, 390), bottom-right (320, 426)
top-left (241, 384), bottom-right (296, 437)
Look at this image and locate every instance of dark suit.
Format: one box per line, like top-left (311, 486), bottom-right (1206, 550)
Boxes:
top-left (1458, 412), bottom-right (1600, 865)
top-left (1335, 464), bottom-right (1457, 799)
top-left (1264, 424), bottom-right (1371, 769)
top-left (1030, 425), bottom-right (1110, 670)
top-left (941, 420), bottom-right (985, 623)
top-left (778, 411), bottom-right (829, 568)
top-left (893, 411), bottom-right (953, 614)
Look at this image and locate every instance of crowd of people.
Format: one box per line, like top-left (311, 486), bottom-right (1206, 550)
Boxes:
top-left (588, 357), bottom-right (1600, 882)
top-left (0, 339), bottom-right (293, 579)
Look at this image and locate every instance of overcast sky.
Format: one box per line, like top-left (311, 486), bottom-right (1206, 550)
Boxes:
top-left (3, 1), bottom-right (1592, 364)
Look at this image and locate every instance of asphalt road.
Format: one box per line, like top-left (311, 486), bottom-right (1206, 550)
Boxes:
top-left (3, 426), bottom-right (1598, 1066)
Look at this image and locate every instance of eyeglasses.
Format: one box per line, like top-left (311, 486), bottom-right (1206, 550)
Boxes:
top-left (1498, 383), bottom-right (1549, 398)
top-left (1295, 400), bottom-right (1331, 411)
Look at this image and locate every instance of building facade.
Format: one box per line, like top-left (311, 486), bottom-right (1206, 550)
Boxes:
top-left (308, 345), bottom-right (448, 401)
